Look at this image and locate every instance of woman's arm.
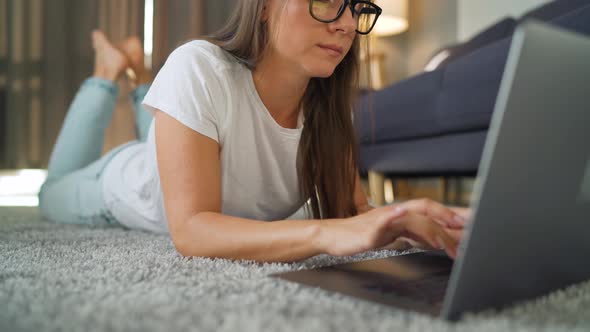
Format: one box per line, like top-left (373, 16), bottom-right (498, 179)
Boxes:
top-left (182, 212), bottom-right (324, 262)
top-left (183, 204), bottom-right (461, 262)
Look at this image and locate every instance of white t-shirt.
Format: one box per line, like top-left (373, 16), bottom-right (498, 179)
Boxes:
top-left (101, 40), bottom-right (308, 234)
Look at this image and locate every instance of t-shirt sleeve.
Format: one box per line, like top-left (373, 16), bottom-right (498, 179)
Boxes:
top-left (141, 42), bottom-right (226, 143)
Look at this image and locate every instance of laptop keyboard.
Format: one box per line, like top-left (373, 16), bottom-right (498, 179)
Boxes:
top-left (361, 271), bottom-right (449, 305)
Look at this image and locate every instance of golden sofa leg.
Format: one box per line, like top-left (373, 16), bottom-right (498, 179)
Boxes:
top-left (368, 171), bottom-right (385, 206)
top-left (393, 178), bottom-right (412, 202)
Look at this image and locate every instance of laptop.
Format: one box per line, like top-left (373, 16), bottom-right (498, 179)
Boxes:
top-left (270, 20), bottom-right (590, 321)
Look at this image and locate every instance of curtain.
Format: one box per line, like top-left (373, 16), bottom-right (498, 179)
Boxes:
top-left (0, 0), bottom-right (223, 169)
top-left (0, 0), bottom-right (144, 169)
top-left (0, 0), bottom-right (44, 169)
top-left (152, 0), bottom-right (205, 73)
top-left (0, 0), bottom-right (9, 168)
top-left (39, 0), bottom-right (98, 169)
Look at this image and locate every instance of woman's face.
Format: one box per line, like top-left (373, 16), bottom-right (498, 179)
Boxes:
top-left (265, 0), bottom-right (357, 78)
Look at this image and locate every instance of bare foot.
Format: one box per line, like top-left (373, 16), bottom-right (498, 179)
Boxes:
top-left (117, 36), bottom-right (153, 86)
top-left (91, 30), bottom-right (128, 82)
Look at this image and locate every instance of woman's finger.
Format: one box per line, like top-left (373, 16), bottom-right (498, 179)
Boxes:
top-left (399, 199), bottom-right (468, 229)
top-left (449, 207), bottom-right (472, 220)
top-left (437, 238), bottom-right (456, 259)
top-left (443, 228), bottom-right (463, 243)
top-left (436, 235), bottom-right (458, 259)
top-left (388, 213), bottom-right (438, 250)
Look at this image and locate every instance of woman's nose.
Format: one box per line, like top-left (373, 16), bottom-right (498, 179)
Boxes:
top-left (328, 7), bottom-right (356, 34)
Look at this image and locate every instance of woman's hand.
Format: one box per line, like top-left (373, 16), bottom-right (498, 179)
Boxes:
top-left (315, 205), bottom-right (460, 259)
top-left (361, 199), bottom-right (472, 248)
top-left (393, 198), bottom-right (471, 230)
top-left (390, 199), bottom-right (472, 247)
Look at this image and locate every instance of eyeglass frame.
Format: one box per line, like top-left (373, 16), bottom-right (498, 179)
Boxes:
top-left (308, 0), bottom-right (383, 35)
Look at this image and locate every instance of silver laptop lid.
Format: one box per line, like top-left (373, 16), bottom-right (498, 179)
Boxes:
top-left (442, 20), bottom-right (590, 320)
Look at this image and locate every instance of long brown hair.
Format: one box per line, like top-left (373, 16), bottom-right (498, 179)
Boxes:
top-left (206, 1), bottom-right (368, 219)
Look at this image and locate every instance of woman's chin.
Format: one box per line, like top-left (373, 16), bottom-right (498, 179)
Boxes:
top-left (309, 67), bottom-right (336, 79)
top-left (302, 61), bottom-right (339, 79)
top-left (316, 72), bottom-right (335, 78)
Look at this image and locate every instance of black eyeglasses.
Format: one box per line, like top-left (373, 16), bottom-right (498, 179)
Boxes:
top-left (309, 0), bottom-right (382, 35)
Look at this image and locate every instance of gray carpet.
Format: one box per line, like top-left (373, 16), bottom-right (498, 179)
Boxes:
top-left (1, 207), bottom-right (590, 332)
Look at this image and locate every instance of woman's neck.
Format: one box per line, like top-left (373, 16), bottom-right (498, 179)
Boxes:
top-left (252, 52), bottom-right (309, 129)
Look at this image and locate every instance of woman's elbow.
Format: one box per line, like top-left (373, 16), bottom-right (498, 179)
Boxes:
top-left (169, 230), bottom-right (191, 257)
top-left (170, 230), bottom-right (213, 258)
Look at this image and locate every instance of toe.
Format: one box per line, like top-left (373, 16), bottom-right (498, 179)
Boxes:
top-left (92, 30), bottom-right (111, 50)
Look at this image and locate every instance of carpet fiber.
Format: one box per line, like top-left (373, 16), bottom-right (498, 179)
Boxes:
top-left (1, 207), bottom-right (590, 332)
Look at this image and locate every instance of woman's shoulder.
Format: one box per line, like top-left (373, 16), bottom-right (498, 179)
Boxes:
top-left (169, 39), bottom-right (241, 72)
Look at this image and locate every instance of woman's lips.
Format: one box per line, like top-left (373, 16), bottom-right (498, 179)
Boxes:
top-left (318, 44), bottom-right (344, 57)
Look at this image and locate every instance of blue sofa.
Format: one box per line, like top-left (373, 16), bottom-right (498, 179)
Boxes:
top-left (354, 0), bottom-right (590, 204)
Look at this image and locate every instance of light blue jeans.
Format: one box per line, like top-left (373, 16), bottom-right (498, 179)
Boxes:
top-left (38, 77), bottom-right (152, 227)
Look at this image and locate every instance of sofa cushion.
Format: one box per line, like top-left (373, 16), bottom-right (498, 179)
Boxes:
top-left (430, 17), bottom-right (516, 70)
top-left (355, 37), bottom-right (511, 145)
top-left (356, 3), bottom-right (590, 145)
top-left (520, 0), bottom-right (590, 22)
top-left (441, 2), bottom-right (590, 131)
top-left (355, 70), bottom-right (444, 144)
top-left (426, 0), bottom-right (590, 71)
top-left (435, 38), bottom-right (511, 136)
top-left (549, 3), bottom-right (590, 34)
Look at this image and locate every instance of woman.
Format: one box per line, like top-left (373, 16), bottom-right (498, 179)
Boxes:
top-left (39, 0), bottom-right (470, 263)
